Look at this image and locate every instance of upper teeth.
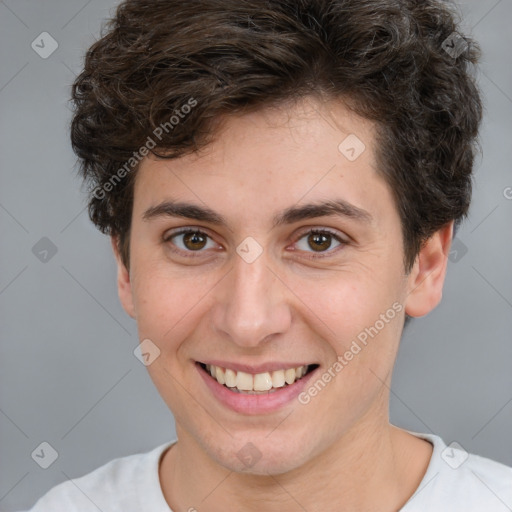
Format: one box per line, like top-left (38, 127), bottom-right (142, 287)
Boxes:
top-left (206, 364), bottom-right (309, 392)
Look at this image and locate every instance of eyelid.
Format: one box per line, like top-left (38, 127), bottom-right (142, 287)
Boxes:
top-left (163, 226), bottom-right (215, 242)
top-left (293, 225), bottom-right (348, 242)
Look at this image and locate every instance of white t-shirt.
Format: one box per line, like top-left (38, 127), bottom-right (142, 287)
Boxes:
top-left (25, 432), bottom-right (512, 511)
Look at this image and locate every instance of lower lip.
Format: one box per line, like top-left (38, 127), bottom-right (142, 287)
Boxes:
top-left (196, 363), bottom-right (318, 415)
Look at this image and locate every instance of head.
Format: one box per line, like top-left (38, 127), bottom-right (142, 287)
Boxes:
top-left (71, 0), bottom-right (482, 474)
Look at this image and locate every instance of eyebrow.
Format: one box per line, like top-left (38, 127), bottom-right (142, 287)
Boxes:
top-left (142, 198), bottom-right (373, 228)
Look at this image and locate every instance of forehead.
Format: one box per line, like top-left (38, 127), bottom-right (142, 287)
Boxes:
top-left (132, 98), bottom-right (397, 232)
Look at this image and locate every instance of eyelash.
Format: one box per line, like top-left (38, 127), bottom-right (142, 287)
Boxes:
top-left (163, 227), bottom-right (348, 260)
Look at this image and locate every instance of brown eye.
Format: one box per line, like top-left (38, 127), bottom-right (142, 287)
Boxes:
top-left (182, 231), bottom-right (207, 250)
top-left (295, 229), bottom-right (345, 258)
top-left (164, 229), bottom-right (217, 255)
top-left (307, 232), bottom-right (333, 252)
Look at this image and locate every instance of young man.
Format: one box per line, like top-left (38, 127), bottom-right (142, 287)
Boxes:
top-left (28, 0), bottom-right (511, 510)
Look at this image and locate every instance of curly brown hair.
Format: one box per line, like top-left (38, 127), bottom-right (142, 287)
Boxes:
top-left (70, 0), bottom-right (483, 272)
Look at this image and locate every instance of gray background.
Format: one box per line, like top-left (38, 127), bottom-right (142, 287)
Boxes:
top-left (0, 0), bottom-right (511, 510)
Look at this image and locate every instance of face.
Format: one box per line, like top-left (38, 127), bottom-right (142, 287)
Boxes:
top-left (114, 97), bottom-right (450, 475)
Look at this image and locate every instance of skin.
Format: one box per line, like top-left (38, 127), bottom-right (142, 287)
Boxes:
top-left (112, 97), bottom-right (453, 511)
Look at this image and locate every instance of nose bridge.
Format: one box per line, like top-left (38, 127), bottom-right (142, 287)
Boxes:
top-left (213, 249), bottom-right (291, 348)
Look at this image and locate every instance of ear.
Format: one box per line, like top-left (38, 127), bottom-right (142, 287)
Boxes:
top-left (404, 221), bottom-right (454, 318)
top-left (110, 236), bottom-right (136, 319)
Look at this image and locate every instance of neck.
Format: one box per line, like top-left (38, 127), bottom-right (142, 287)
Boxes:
top-left (159, 418), bottom-right (432, 512)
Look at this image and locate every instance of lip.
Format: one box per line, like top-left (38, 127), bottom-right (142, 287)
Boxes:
top-left (200, 360), bottom-right (314, 374)
top-left (195, 361), bottom-right (319, 415)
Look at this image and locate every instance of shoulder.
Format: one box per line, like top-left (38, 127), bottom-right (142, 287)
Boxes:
top-left (27, 441), bottom-right (175, 512)
top-left (403, 432), bottom-right (512, 512)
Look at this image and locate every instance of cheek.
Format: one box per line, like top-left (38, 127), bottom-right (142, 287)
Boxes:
top-left (129, 264), bottom-right (216, 411)
top-left (130, 261), bottom-right (210, 348)
top-left (297, 277), bottom-right (404, 433)
top-left (304, 271), bottom-right (405, 390)
top-left (303, 271), bottom-right (399, 337)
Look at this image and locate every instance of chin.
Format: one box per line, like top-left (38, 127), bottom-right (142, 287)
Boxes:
top-left (207, 430), bottom-right (320, 476)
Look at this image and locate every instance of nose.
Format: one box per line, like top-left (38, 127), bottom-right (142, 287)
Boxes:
top-left (211, 247), bottom-right (292, 348)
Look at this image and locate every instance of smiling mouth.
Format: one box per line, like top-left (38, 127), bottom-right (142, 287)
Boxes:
top-left (198, 362), bottom-right (319, 394)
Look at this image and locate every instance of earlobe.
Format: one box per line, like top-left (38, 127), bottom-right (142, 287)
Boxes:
top-left (404, 221), bottom-right (454, 318)
top-left (110, 236), bottom-right (136, 319)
